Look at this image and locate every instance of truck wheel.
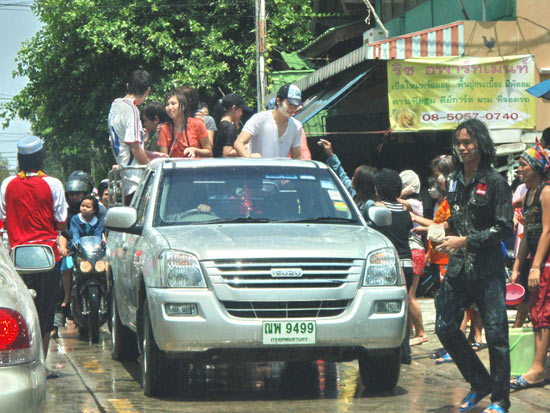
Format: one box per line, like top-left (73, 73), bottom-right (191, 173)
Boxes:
top-left (111, 286), bottom-right (138, 361)
top-left (141, 299), bottom-right (175, 397)
top-left (88, 286), bottom-right (100, 344)
top-left (358, 348), bottom-right (401, 392)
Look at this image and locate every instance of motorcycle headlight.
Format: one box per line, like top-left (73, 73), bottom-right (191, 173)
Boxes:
top-left (363, 247), bottom-right (402, 286)
top-left (95, 260), bottom-right (106, 272)
top-left (161, 251), bottom-right (206, 288)
top-left (80, 260), bottom-right (92, 273)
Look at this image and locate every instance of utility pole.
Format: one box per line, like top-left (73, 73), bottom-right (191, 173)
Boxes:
top-left (255, 0), bottom-right (266, 111)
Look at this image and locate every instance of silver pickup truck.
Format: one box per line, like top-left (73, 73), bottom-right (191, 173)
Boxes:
top-left (105, 158), bottom-right (407, 397)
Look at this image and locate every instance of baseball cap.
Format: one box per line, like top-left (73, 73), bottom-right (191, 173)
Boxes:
top-left (277, 84), bottom-right (302, 106)
top-left (17, 136), bottom-right (44, 155)
top-left (223, 93), bottom-right (253, 112)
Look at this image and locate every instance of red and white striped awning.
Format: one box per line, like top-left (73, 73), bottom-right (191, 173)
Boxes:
top-left (294, 21), bottom-right (464, 93)
top-left (367, 21), bottom-right (464, 59)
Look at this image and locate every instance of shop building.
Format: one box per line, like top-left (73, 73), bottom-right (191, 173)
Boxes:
top-left (279, 0), bottom-right (550, 183)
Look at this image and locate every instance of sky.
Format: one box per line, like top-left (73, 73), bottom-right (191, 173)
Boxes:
top-left (0, 4), bottom-right (41, 170)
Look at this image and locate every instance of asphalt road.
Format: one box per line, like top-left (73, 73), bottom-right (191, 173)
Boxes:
top-left (45, 298), bottom-right (549, 412)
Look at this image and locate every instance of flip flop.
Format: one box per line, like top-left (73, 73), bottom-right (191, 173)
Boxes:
top-left (471, 342), bottom-right (482, 351)
top-left (435, 352), bottom-right (454, 364)
top-left (46, 370), bottom-right (59, 379)
top-left (410, 336), bottom-right (428, 346)
top-left (459, 390), bottom-right (489, 412)
top-left (482, 402), bottom-right (508, 413)
top-left (429, 347), bottom-right (446, 359)
top-left (510, 375), bottom-right (544, 390)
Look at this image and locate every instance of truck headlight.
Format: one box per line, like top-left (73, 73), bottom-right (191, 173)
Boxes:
top-left (363, 248), bottom-right (401, 286)
top-left (161, 251), bottom-right (206, 288)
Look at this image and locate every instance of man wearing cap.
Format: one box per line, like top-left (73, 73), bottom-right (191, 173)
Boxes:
top-left (0, 136), bottom-right (68, 375)
top-left (234, 84), bottom-right (303, 159)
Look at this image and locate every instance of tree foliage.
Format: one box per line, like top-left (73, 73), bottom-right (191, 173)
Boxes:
top-left (1, 0), bottom-right (314, 182)
top-left (0, 155), bottom-right (13, 183)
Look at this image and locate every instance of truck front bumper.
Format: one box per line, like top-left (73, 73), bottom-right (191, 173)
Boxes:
top-left (147, 286), bottom-right (407, 354)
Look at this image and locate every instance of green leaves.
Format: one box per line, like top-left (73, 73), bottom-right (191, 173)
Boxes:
top-left (1, 0), bottom-right (313, 181)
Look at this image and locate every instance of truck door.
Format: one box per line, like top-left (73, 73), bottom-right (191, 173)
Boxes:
top-left (123, 172), bottom-right (155, 327)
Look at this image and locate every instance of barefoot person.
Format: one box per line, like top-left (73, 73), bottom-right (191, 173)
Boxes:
top-left (509, 143), bottom-right (550, 391)
top-left (436, 119), bottom-right (513, 413)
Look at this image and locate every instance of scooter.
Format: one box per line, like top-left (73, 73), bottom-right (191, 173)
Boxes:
top-left (65, 233), bottom-right (109, 343)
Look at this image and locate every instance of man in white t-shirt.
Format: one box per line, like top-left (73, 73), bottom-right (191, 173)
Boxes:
top-left (234, 84), bottom-right (303, 159)
top-left (108, 69), bottom-right (166, 199)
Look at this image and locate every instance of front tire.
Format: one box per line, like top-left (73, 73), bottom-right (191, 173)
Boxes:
top-left (359, 348), bottom-right (401, 392)
top-left (111, 286), bottom-right (138, 361)
top-left (141, 299), bottom-right (175, 397)
top-left (88, 286), bottom-right (100, 343)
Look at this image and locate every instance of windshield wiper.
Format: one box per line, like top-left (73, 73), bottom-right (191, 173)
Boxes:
top-left (283, 217), bottom-right (358, 224)
top-left (208, 217), bottom-right (276, 224)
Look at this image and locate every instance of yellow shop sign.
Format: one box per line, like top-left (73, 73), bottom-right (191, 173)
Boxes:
top-left (387, 55), bottom-right (536, 131)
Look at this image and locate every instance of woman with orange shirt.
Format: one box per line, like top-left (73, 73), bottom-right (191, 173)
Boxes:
top-left (157, 89), bottom-right (213, 158)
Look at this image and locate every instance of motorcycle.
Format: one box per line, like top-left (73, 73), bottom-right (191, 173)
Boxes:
top-left (66, 233), bottom-right (109, 343)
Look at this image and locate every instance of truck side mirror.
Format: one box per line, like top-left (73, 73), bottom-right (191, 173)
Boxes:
top-left (11, 244), bottom-right (56, 275)
top-left (105, 206), bottom-right (142, 235)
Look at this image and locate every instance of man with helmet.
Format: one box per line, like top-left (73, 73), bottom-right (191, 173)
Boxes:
top-left (53, 170), bottom-right (105, 335)
top-left (65, 170), bottom-right (106, 221)
top-left (0, 136), bottom-right (68, 376)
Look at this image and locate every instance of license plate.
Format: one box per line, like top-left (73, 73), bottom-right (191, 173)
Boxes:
top-left (262, 321), bottom-right (316, 345)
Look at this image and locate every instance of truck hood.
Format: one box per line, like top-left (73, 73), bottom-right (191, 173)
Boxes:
top-left (155, 223), bottom-right (389, 260)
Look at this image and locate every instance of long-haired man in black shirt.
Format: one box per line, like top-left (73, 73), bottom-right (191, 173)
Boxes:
top-left (436, 119), bottom-right (513, 413)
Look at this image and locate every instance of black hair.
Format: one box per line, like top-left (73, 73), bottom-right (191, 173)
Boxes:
top-left (542, 127), bottom-right (550, 149)
top-left (453, 119), bottom-right (495, 168)
top-left (179, 85), bottom-right (199, 119)
top-left (98, 180), bottom-right (108, 197)
top-left (430, 154), bottom-right (456, 177)
top-left (165, 89), bottom-right (189, 155)
top-left (352, 165), bottom-right (378, 206)
top-left (127, 69), bottom-right (152, 96)
top-left (375, 168), bottom-right (402, 202)
top-left (17, 149), bottom-right (45, 172)
top-left (213, 97), bottom-right (233, 125)
top-left (197, 102), bottom-right (208, 111)
top-left (142, 102), bottom-right (170, 124)
top-left (80, 195), bottom-right (99, 215)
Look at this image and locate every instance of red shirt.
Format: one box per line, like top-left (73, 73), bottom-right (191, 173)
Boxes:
top-left (157, 118), bottom-right (208, 158)
top-left (0, 174), bottom-right (67, 261)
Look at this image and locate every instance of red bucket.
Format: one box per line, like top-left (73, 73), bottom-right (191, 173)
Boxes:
top-left (506, 283), bottom-right (525, 306)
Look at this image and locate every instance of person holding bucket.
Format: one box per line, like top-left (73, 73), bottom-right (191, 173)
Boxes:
top-left (509, 142), bottom-right (550, 390)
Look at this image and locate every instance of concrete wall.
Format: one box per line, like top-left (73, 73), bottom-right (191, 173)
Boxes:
top-left (462, 1), bottom-right (550, 130)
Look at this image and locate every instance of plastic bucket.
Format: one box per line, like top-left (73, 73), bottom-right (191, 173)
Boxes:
top-left (506, 283), bottom-right (525, 306)
top-left (509, 327), bottom-right (535, 376)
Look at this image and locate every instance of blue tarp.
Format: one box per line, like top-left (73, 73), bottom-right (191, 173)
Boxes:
top-left (526, 79), bottom-right (550, 100)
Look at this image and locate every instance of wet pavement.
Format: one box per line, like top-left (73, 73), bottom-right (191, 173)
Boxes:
top-left (45, 298), bottom-right (548, 412)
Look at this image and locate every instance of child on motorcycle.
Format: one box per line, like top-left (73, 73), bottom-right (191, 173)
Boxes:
top-left (70, 196), bottom-right (104, 243)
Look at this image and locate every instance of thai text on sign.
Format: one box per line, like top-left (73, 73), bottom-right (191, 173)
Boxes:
top-left (387, 55), bottom-right (535, 131)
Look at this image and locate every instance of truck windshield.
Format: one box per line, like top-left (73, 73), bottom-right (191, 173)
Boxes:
top-left (153, 166), bottom-right (361, 226)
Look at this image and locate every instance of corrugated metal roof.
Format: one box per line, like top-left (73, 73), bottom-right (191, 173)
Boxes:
top-left (293, 21), bottom-right (465, 93)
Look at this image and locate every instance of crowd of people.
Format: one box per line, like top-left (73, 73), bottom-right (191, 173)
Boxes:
top-left (320, 119), bottom-right (550, 413)
top-left (0, 68), bottom-right (549, 413)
